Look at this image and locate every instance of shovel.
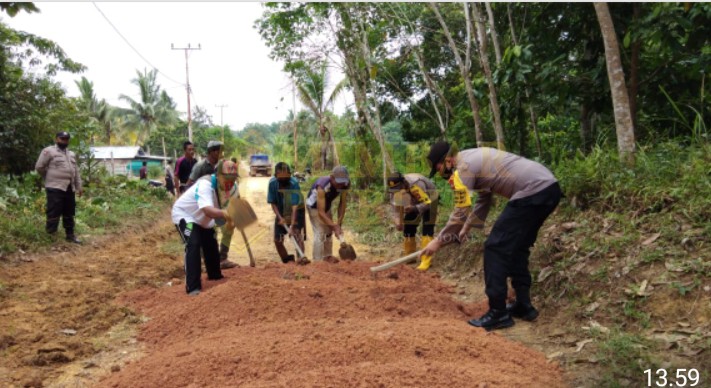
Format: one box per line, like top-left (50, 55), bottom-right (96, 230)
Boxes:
top-left (281, 225), bottom-right (309, 264)
top-left (226, 197), bottom-right (258, 267)
top-left (370, 250), bottom-right (423, 272)
top-left (337, 234), bottom-right (357, 261)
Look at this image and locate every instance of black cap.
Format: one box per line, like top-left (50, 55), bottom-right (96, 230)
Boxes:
top-left (56, 131), bottom-right (70, 139)
top-left (427, 141), bottom-right (450, 178)
top-left (387, 172), bottom-right (405, 189)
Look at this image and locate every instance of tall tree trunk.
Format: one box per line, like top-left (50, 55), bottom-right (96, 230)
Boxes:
top-left (594, 2), bottom-right (636, 164)
top-left (390, 3), bottom-right (452, 136)
top-left (332, 4), bottom-right (392, 189)
top-left (484, 2), bottom-right (503, 65)
top-left (356, 16), bottom-right (394, 189)
top-left (507, 4), bottom-right (542, 158)
top-left (471, 2), bottom-right (505, 149)
top-left (292, 81), bottom-right (298, 171)
top-left (628, 3), bottom-right (641, 137)
top-left (430, 2), bottom-right (484, 146)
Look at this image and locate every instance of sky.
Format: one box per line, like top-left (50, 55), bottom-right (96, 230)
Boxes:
top-left (4, 2), bottom-right (348, 132)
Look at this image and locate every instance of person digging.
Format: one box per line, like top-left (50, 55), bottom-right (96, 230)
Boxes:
top-left (268, 162), bottom-right (306, 264)
top-left (387, 172), bottom-right (439, 271)
top-left (171, 160), bottom-right (239, 296)
top-left (420, 141), bottom-right (563, 331)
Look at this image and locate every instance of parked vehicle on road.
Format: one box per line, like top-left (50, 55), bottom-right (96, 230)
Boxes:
top-left (249, 154), bottom-right (271, 177)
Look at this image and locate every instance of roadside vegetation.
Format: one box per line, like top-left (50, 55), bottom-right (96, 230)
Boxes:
top-left (0, 173), bottom-right (170, 256)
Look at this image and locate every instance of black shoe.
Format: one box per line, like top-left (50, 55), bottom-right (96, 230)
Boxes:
top-left (468, 309), bottom-right (515, 331)
top-left (207, 274), bottom-right (224, 281)
top-left (281, 254), bottom-right (295, 264)
top-left (65, 235), bottom-right (82, 244)
top-left (506, 301), bottom-right (539, 322)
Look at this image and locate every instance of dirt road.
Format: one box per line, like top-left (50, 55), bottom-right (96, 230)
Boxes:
top-left (0, 173), bottom-right (566, 387)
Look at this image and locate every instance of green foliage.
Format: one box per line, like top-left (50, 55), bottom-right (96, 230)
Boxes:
top-left (0, 2), bottom-right (39, 17)
top-left (116, 69), bottom-right (180, 145)
top-left (0, 20), bottom-right (87, 176)
top-left (0, 172), bottom-right (170, 255)
top-left (553, 142), bottom-right (711, 217)
top-left (595, 329), bottom-right (657, 385)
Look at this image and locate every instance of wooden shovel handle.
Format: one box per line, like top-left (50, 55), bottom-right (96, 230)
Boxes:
top-left (370, 250), bottom-right (423, 273)
top-left (239, 228), bottom-right (256, 267)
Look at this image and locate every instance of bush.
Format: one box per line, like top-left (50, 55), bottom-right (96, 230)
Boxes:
top-left (0, 171), bottom-right (171, 256)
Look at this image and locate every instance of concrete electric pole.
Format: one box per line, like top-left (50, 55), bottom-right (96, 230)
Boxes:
top-left (171, 43), bottom-right (201, 142)
top-left (215, 104), bottom-right (228, 142)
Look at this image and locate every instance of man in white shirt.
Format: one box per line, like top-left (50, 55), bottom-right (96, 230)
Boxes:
top-left (172, 160), bottom-right (239, 295)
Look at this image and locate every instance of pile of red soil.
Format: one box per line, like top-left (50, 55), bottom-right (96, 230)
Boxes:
top-left (100, 261), bottom-right (565, 387)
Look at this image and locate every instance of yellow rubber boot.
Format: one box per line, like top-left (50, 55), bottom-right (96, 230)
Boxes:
top-left (417, 235), bottom-right (434, 271)
top-left (403, 237), bottom-right (417, 255)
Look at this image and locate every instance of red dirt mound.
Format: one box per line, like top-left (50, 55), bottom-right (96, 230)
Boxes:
top-left (100, 261), bottom-right (565, 387)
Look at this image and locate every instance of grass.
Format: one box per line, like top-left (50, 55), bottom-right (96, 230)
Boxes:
top-left (595, 329), bottom-right (658, 387)
top-left (0, 172), bottom-right (171, 256)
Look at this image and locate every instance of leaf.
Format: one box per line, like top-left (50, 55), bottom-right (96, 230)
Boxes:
top-left (585, 302), bottom-right (600, 313)
top-left (575, 339), bottom-right (593, 353)
top-left (623, 31), bottom-right (631, 48)
top-left (641, 233), bottom-right (660, 245)
top-left (538, 266), bottom-right (554, 282)
top-left (637, 280), bottom-right (648, 296)
top-left (561, 222), bottom-right (578, 231)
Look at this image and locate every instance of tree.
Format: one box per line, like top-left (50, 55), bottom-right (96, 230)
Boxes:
top-left (0, 20), bottom-right (85, 175)
top-left (294, 61), bottom-right (347, 169)
top-left (429, 2), bottom-right (486, 147)
top-left (0, 2), bottom-right (39, 17)
top-left (594, 2), bottom-right (636, 164)
top-left (117, 69), bottom-right (178, 145)
top-left (75, 77), bottom-right (113, 144)
top-left (470, 2), bottom-right (505, 149)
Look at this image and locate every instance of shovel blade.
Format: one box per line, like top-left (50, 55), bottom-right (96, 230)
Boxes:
top-left (339, 243), bottom-right (357, 260)
top-left (227, 198), bottom-right (258, 230)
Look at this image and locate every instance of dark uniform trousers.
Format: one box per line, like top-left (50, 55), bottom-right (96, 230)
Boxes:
top-left (45, 187), bottom-right (76, 237)
top-left (483, 182), bottom-right (563, 310)
top-left (403, 200), bottom-right (438, 238)
top-left (176, 219), bottom-right (223, 294)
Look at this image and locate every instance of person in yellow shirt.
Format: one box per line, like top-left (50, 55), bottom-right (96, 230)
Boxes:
top-left (387, 172), bottom-right (438, 270)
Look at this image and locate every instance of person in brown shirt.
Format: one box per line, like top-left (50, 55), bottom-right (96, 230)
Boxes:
top-left (35, 131), bottom-right (83, 244)
top-left (421, 141), bottom-right (562, 331)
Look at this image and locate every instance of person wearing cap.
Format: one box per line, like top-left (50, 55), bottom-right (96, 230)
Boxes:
top-left (35, 131), bottom-right (83, 244)
top-left (387, 172), bottom-right (439, 270)
top-left (171, 160), bottom-right (239, 295)
top-left (268, 162), bottom-right (306, 263)
top-left (304, 165), bottom-right (350, 261)
top-left (187, 140), bottom-right (223, 187)
top-left (185, 140), bottom-right (239, 269)
top-left (421, 141), bottom-right (563, 331)
top-left (174, 141), bottom-right (197, 195)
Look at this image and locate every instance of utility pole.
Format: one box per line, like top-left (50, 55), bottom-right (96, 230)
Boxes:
top-left (171, 43), bottom-right (201, 142)
top-left (215, 104), bottom-right (228, 142)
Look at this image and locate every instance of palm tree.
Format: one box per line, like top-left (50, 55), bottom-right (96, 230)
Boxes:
top-left (296, 62), bottom-right (347, 170)
top-left (118, 69), bottom-right (178, 145)
top-left (75, 77), bottom-right (113, 144)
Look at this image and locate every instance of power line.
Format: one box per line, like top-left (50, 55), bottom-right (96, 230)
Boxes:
top-left (92, 2), bottom-right (184, 87)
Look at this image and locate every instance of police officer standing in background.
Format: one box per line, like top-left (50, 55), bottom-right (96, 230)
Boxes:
top-left (35, 131), bottom-right (83, 244)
